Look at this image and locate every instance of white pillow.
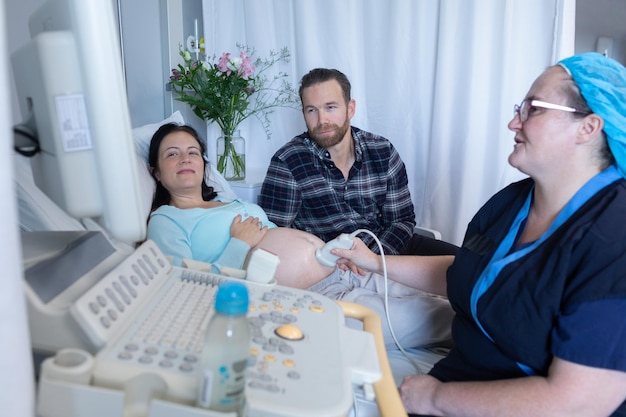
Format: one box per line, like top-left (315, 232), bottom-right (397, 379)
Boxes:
top-left (206, 163), bottom-right (238, 201)
top-left (133, 111), bottom-right (185, 163)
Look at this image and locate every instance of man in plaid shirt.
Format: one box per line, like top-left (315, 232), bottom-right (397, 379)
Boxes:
top-left (258, 68), bottom-right (457, 256)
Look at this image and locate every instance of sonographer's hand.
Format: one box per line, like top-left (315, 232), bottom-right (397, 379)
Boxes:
top-left (337, 260), bottom-right (367, 276)
top-left (399, 374), bottom-right (440, 415)
top-left (333, 237), bottom-right (382, 274)
top-left (230, 214), bottom-right (268, 248)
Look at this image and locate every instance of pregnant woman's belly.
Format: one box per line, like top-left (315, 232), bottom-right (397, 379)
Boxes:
top-left (246, 228), bottom-right (336, 289)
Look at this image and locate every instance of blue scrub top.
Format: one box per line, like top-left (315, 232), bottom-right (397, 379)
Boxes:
top-left (430, 172), bottom-right (626, 389)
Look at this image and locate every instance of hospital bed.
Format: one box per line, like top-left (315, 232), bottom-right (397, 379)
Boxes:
top-left (14, 111), bottom-right (447, 417)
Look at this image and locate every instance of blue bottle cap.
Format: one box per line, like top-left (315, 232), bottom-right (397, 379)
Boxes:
top-left (214, 281), bottom-right (249, 315)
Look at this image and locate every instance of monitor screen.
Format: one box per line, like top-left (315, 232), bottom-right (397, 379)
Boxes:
top-left (24, 231), bottom-right (116, 304)
top-left (11, 0), bottom-right (146, 244)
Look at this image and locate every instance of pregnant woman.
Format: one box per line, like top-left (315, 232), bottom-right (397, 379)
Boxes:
top-left (145, 123), bottom-right (335, 289)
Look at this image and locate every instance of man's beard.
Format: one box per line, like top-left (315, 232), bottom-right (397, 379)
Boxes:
top-left (309, 117), bottom-right (351, 148)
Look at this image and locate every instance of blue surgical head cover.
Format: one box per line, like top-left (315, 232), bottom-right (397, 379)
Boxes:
top-left (558, 52), bottom-right (626, 178)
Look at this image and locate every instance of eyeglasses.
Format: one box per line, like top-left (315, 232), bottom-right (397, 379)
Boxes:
top-left (513, 99), bottom-right (588, 123)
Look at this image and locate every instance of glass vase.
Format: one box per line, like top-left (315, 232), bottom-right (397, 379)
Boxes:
top-left (216, 130), bottom-right (246, 181)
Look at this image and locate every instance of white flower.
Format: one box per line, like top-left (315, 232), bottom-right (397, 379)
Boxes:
top-left (227, 56), bottom-right (243, 71)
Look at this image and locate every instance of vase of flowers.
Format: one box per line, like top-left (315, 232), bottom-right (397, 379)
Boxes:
top-left (169, 43), bottom-right (299, 180)
top-left (216, 130), bottom-right (245, 180)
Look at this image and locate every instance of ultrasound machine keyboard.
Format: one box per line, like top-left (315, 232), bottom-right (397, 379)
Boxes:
top-left (132, 276), bottom-right (216, 353)
top-left (45, 240), bottom-right (383, 417)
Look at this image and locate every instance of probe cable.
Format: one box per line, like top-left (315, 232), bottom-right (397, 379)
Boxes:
top-left (349, 229), bottom-right (425, 375)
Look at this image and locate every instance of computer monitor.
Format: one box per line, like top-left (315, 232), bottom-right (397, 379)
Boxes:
top-left (11, 0), bottom-right (145, 244)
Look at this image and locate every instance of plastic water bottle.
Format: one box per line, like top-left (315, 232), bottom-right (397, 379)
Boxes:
top-left (197, 281), bottom-right (251, 415)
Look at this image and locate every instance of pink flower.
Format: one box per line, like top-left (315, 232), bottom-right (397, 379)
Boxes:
top-left (217, 52), bottom-right (232, 74)
top-left (216, 51), bottom-right (255, 79)
top-left (238, 52), bottom-right (255, 80)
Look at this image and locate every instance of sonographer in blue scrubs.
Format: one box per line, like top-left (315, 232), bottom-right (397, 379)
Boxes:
top-left (335, 52), bottom-right (626, 417)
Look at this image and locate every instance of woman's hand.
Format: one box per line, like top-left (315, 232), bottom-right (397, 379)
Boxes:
top-left (230, 215), bottom-right (268, 248)
top-left (332, 237), bottom-right (382, 274)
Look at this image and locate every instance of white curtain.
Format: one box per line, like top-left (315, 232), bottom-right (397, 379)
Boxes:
top-left (202, 0), bottom-right (574, 245)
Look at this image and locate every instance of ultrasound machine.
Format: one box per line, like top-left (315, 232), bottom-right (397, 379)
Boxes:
top-left (24, 233), bottom-right (405, 417)
top-left (12, 1), bottom-right (417, 415)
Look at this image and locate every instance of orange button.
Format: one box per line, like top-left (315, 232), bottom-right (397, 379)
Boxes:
top-left (274, 324), bottom-right (304, 341)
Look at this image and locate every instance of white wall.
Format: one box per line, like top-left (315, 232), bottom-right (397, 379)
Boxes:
top-left (575, 0), bottom-right (626, 64)
top-left (118, 0), bottom-right (203, 128)
top-left (160, 0), bottom-right (207, 137)
top-left (118, 0), bottom-right (166, 126)
top-left (6, 0), bottom-right (46, 125)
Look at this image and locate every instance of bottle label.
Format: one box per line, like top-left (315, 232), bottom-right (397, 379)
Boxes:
top-left (198, 369), bottom-right (215, 407)
top-left (198, 359), bottom-right (248, 410)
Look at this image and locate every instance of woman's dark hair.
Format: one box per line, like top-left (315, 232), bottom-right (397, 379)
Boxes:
top-left (299, 68), bottom-right (351, 103)
top-left (148, 123), bottom-right (217, 213)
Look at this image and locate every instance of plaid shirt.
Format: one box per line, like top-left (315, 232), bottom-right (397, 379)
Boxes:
top-left (258, 127), bottom-right (416, 254)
